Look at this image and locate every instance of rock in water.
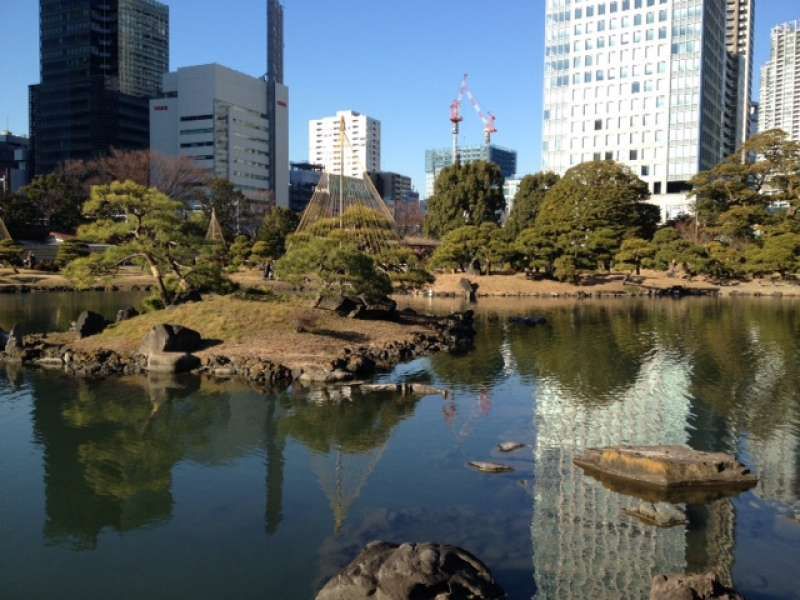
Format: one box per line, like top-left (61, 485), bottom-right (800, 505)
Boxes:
top-left (508, 316), bottom-right (547, 327)
top-left (4, 325), bottom-right (25, 359)
top-left (315, 541), bottom-right (506, 600)
top-left (468, 461), bottom-right (514, 473)
top-left (75, 310), bottom-right (108, 338)
top-left (650, 572), bottom-right (744, 600)
top-left (497, 442), bottom-right (526, 453)
top-left (624, 501), bottom-right (687, 527)
top-left (573, 445), bottom-right (757, 491)
top-left (139, 324), bottom-right (203, 354)
top-left (458, 278), bottom-right (479, 302)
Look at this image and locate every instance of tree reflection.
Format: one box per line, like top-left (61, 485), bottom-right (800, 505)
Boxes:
top-left (509, 302), bottom-right (657, 405)
top-left (30, 374), bottom-right (225, 549)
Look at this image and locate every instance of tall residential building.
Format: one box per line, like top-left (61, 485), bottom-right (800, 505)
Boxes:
top-left (266, 0), bottom-right (289, 208)
top-left (424, 145), bottom-right (517, 199)
top-left (309, 110), bottom-right (381, 178)
top-left (759, 20), bottom-right (800, 142)
top-left (0, 133), bottom-right (30, 194)
top-left (542, 0), bottom-right (750, 219)
top-left (150, 64), bottom-right (280, 209)
top-left (29, 0), bottom-right (169, 176)
top-left (722, 0), bottom-right (754, 155)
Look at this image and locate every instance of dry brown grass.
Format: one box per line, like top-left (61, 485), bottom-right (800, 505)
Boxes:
top-left (69, 295), bottom-right (431, 375)
top-left (427, 271), bottom-right (800, 297)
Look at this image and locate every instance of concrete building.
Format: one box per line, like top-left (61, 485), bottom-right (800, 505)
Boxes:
top-left (309, 111), bottom-right (381, 178)
top-left (0, 133), bottom-right (30, 194)
top-left (759, 20), bottom-right (800, 142)
top-left (289, 162), bottom-right (323, 214)
top-left (150, 64), bottom-right (288, 208)
top-left (542, 0), bottom-right (753, 220)
top-left (266, 0), bottom-right (289, 208)
top-left (30, 0), bottom-right (169, 176)
top-left (424, 145), bottom-right (517, 199)
top-left (368, 171), bottom-right (413, 208)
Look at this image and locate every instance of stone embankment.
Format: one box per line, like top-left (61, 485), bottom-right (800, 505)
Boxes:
top-left (0, 308), bottom-right (475, 391)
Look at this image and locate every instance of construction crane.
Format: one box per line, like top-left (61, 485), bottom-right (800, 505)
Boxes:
top-left (449, 73), bottom-right (498, 165)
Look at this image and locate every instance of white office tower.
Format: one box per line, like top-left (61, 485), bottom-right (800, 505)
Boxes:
top-left (759, 20), bottom-right (800, 142)
top-left (150, 64), bottom-right (288, 207)
top-left (309, 110), bottom-right (381, 177)
top-left (542, 0), bottom-right (745, 221)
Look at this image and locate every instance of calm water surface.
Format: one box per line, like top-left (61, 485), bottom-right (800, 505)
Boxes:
top-left (1, 294), bottom-right (799, 599)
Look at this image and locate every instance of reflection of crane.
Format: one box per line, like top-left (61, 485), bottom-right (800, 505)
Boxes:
top-left (450, 73), bottom-right (498, 164)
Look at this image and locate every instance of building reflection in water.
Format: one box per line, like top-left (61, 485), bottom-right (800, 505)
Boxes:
top-left (530, 349), bottom-right (737, 599)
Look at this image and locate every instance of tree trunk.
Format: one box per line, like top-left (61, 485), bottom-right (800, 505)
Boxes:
top-left (145, 257), bottom-right (171, 305)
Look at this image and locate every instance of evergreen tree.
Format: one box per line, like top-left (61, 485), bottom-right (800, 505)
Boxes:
top-left (424, 161), bottom-right (505, 238)
top-left (505, 171), bottom-right (560, 236)
top-left (257, 206), bottom-right (300, 258)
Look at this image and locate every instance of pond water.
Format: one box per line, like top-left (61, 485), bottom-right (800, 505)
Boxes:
top-left (1, 295), bottom-right (799, 599)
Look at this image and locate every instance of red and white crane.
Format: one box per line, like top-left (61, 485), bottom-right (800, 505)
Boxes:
top-left (450, 73), bottom-right (497, 164)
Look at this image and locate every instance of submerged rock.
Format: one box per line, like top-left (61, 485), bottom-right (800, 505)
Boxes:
top-left (459, 278), bottom-right (479, 302)
top-left (650, 572), bottom-right (744, 600)
top-left (508, 316), bottom-right (547, 327)
top-left (497, 442), bottom-right (526, 453)
top-left (139, 324), bottom-right (203, 354)
top-left (74, 310), bottom-right (109, 339)
top-left (624, 501), bottom-right (687, 527)
top-left (315, 541), bottom-right (506, 600)
top-left (574, 445), bottom-right (757, 493)
top-left (468, 461), bottom-right (514, 473)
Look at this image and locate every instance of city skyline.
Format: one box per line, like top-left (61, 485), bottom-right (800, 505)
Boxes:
top-left (1, 1), bottom-right (799, 192)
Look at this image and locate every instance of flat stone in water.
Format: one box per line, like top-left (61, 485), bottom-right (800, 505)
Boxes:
top-left (574, 445), bottom-right (758, 492)
top-left (468, 461), bottom-right (514, 473)
top-left (497, 441), bottom-right (526, 453)
top-left (624, 501), bottom-right (688, 528)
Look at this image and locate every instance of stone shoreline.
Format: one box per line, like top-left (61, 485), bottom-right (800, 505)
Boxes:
top-left (0, 310), bottom-right (476, 391)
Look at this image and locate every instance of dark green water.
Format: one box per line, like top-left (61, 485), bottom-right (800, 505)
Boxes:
top-left (1, 294), bottom-right (799, 599)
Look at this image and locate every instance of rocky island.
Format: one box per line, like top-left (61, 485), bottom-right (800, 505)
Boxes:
top-left (0, 294), bottom-right (475, 389)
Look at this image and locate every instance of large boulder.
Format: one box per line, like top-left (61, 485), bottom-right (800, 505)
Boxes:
top-left (348, 296), bottom-right (398, 321)
top-left (115, 306), bottom-right (140, 323)
top-left (139, 324), bottom-right (203, 355)
top-left (315, 294), bottom-right (362, 317)
top-left (574, 445), bottom-right (757, 493)
top-left (74, 310), bottom-right (109, 338)
top-left (458, 278), bottom-right (478, 302)
top-left (146, 352), bottom-right (201, 374)
top-left (315, 541), bottom-right (506, 600)
top-left (650, 572), bottom-right (744, 600)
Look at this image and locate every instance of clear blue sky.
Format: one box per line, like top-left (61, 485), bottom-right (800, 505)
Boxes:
top-left (1, 1), bottom-right (799, 191)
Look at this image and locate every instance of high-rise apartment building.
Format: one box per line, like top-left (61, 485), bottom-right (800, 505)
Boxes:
top-left (29, 0), bottom-right (169, 176)
top-left (542, 0), bottom-right (750, 219)
top-left (722, 0), bottom-right (754, 155)
top-left (266, 0), bottom-right (289, 208)
top-left (309, 111), bottom-right (381, 178)
top-left (424, 145), bottom-right (517, 199)
top-left (758, 20), bottom-right (800, 142)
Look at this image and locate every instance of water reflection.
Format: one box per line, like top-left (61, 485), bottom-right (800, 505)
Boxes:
top-left (1, 298), bottom-right (799, 599)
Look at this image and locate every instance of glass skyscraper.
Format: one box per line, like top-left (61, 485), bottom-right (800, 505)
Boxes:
top-left (424, 145), bottom-right (517, 199)
top-left (542, 0), bottom-right (752, 217)
top-left (29, 0), bottom-right (169, 176)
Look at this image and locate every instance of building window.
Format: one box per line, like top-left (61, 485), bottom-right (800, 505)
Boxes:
top-left (632, 82), bottom-right (640, 93)
top-left (641, 165), bottom-right (649, 176)
top-left (654, 181), bottom-right (662, 194)
top-left (594, 119), bottom-right (603, 130)
top-left (630, 150), bottom-right (638, 160)
top-left (605, 151), bottom-right (613, 160)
